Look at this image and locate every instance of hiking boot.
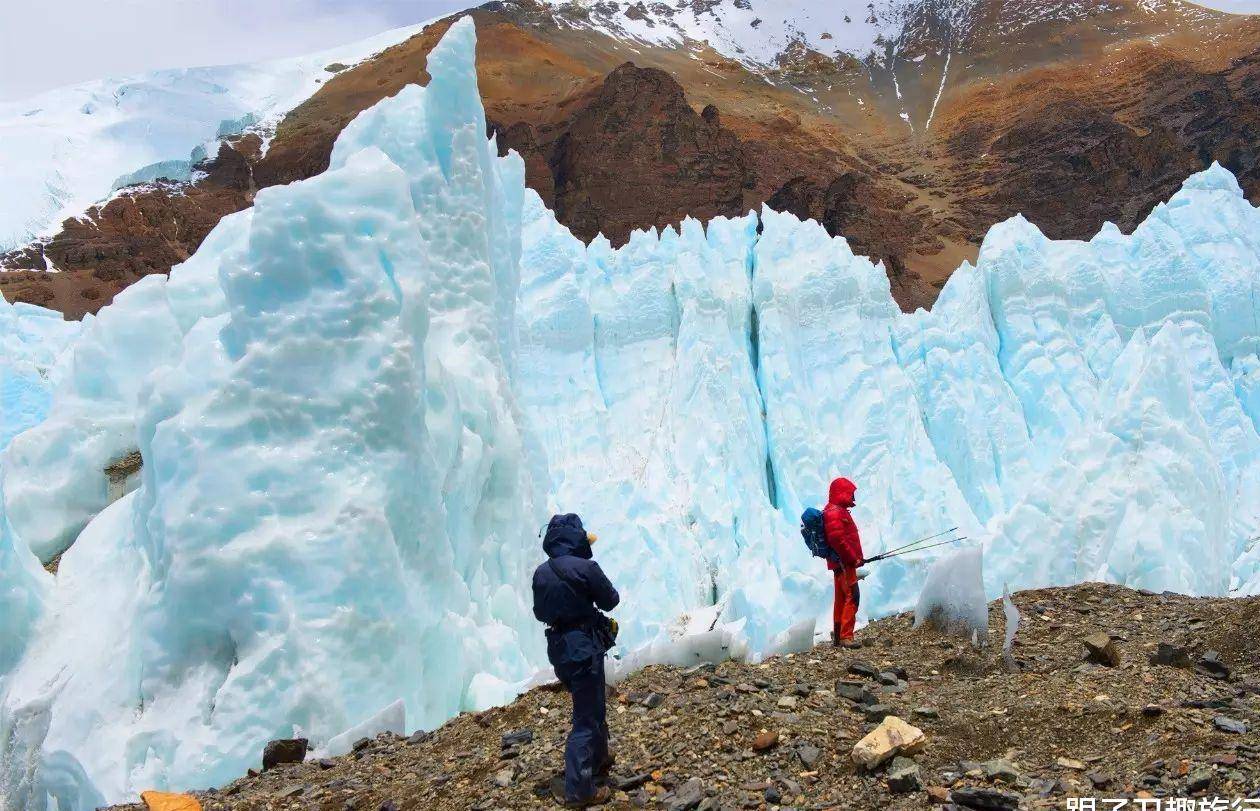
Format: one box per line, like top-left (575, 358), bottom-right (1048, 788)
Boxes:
top-left (564, 786), bottom-right (611, 808)
top-left (598, 752), bottom-right (616, 776)
top-left (839, 639), bottom-right (861, 649)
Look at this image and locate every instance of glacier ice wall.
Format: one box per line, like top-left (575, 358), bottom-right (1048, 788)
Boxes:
top-left (2, 15), bottom-right (1260, 809)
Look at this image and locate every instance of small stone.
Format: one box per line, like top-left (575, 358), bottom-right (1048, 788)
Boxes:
top-left (877, 671), bottom-right (901, 686)
top-left (617, 773), bottom-right (652, 791)
top-left (1087, 773), bottom-right (1113, 789)
top-left (1198, 650), bottom-right (1231, 680)
top-left (835, 680), bottom-right (877, 705)
top-left (276, 785), bottom-right (306, 799)
top-left (795, 743), bottom-right (822, 768)
top-left (317, 758), bottom-right (336, 770)
top-left (1212, 753), bottom-right (1238, 766)
top-left (949, 786), bottom-right (1020, 810)
top-left (492, 768), bottom-right (514, 788)
top-left (378, 802), bottom-right (398, 811)
top-left (668, 778), bottom-right (705, 811)
top-left (351, 737), bottom-right (372, 753)
top-left (406, 730), bottom-right (430, 745)
top-left (927, 785), bottom-right (950, 804)
top-left (1142, 704), bottom-right (1164, 717)
top-left (913, 706), bottom-right (940, 719)
top-left (887, 756), bottom-right (922, 793)
top-left (1149, 642), bottom-right (1193, 668)
top-left (1082, 632), bottom-right (1121, 667)
top-left (752, 731), bottom-right (779, 752)
top-left (777, 695), bottom-right (798, 710)
top-left (863, 703), bottom-right (894, 721)
top-left (721, 720), bottom-right (739, 735)
top-left (981, 758), bottom-right (1020, 784)
top-left (847, 660), bottom-right (880, 679)
top-left (642, 692), bottom-right (665, 709)
top-left (1213, 715), bottom-right (1248, 734)
top-left (501, 729), bottom-right (533, 748)
top-left (262, 737), bottom-right (309, 771)
top-left (763, 785), bottom-right (782, 804)
top-left (851, 716), bottom-right (926, 770)
top-left (1055, 757), bottom-right (1087, 770)
top-left (1186, 768), bottom-right (1213, 793)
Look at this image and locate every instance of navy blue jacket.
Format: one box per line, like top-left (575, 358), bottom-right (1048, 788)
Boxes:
top-left (532, 514), bottom-right (620, 667)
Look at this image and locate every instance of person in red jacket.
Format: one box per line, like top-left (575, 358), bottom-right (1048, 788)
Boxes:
top-left (822, 476), bottom-right (865, 647)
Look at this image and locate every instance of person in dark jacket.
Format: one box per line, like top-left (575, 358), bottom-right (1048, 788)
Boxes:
top-left (823, 477), bottom-right (865, 647)
top-left (532, 513), bottom-right (620, 807)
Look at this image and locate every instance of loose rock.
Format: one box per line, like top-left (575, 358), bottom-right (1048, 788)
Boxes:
top-left (1149, 642), bottom-right (1193, 668)
top-left (887, 756), bottom-right (922, 793)
top-left (752, 731), bottom-right (779, 752)
top-left (1213, 715), bottom-right (1248, 734)
top-left (1198, 650), bottom-right (1231, 680)
top-left (1082, 632), bottom-right (1121, 667)
top-left (950, 786), bottom-right (1021, 810)
top-left (851, 716), bottom-right (926, 770)
top-left (836, 680), bottom-right (877, 705)
top-left (262, 738), bottom-right (308, 771)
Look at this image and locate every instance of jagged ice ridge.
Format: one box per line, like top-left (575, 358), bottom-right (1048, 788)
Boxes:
top-left (1, 16), bottom-right (1259, 809)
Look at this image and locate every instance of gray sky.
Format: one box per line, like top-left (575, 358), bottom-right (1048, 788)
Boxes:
top-left (0, 0), bottom-right (469, 102)
top-left (2, 0), bottom-right (1259, 102)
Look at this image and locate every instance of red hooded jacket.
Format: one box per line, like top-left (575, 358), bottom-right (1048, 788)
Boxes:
top-left (822, 477), bottom-right (864, 571)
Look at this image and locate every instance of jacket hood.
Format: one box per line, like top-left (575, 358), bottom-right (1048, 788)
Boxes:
top-left (543, 513), bottom-right (592, 559)
top-left (829, 477), bottom-right (857, 508)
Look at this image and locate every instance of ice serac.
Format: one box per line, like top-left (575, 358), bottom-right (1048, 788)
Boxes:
top-left (0, 18), bottom-right (545, 809)
top-left (518, 192), bottom-right (798, 648)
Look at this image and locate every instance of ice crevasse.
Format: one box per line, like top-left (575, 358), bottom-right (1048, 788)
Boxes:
top-left (1, 16), bottom-right (1260, 809)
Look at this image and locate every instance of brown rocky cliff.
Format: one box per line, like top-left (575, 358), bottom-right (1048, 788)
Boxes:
top-left (0, 138), bottom-right (258, 318)
top-left (548, 63), bottom-right (753, 245)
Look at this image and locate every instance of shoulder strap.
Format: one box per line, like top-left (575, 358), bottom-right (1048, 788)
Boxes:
top-left (547, 557), bottom-right (587, 598)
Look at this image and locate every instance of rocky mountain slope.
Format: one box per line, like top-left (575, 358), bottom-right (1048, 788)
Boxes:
top-left (4, 0), bottom-right (1260, 315)
top-left (108, 583), bottom-right (1260, 810)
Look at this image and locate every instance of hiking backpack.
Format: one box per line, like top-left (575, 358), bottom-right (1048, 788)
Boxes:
top-left (800, 507), bottom-right (837, 563)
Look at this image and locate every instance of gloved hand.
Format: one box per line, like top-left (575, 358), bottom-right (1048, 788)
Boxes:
top-left (855, 567), bottom-right (870, 580)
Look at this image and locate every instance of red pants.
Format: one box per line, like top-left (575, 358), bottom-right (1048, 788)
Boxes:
top-left (833, 568), bottom-right (859, 640)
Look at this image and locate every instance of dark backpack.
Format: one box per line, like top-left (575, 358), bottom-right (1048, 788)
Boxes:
top-left (800, 507), bottom-right (837, 563)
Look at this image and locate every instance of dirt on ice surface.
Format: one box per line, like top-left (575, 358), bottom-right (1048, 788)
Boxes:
top-left (112, 583), bottom-right (1260, 810)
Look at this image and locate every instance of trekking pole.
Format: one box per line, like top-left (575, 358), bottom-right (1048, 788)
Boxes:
top-left (864, 536), bottom-right (968, 564)
top-left (876, 526), bottom-right (961, 559)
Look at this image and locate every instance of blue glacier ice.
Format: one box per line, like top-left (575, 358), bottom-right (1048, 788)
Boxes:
top-left (2, 15), bottom-right (1260, 810)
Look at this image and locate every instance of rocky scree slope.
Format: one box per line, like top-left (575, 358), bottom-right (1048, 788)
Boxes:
top-left (5, 0), bottom-right (1260, 315)
top-left (109, 584), bottom-right (1260, 810)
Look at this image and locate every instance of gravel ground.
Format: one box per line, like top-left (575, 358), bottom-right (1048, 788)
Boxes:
top-left (112, 582), bottom-right (1260, 811)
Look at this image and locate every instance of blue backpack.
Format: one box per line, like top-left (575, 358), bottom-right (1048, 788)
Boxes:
top-left (800, 507), bottom-right (837, 563)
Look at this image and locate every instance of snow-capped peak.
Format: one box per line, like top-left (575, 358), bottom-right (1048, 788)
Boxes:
top-left (537, 0), bottom-right (975, 66)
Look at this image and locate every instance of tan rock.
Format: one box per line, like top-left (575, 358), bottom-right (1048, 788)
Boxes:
top-left (141, 792), bottom-right (201, 811)
top-left (850, 716), bottom-right (926, 770)
top-left (1082, 632), bottom-right (1121, 666)
top-left (753, 730), bottom-right (780, 751)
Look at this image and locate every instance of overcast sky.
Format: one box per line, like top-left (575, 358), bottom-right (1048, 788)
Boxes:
top-left (2, 0), bottom-right (1259, 102)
